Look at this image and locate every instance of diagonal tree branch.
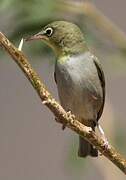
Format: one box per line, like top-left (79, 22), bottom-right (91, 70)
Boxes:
top-left (0, 32), bottom-right (126, 174)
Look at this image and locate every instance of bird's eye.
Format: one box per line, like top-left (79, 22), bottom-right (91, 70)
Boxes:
top-left (45, 27), bottom-right (53, 37)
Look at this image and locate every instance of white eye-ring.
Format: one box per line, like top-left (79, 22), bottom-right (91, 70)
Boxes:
top-left (45, 27), bottom-right (53, 37)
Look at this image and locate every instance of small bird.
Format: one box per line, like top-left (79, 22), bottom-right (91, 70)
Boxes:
top-left (26, 21), bottom-right (106, 158)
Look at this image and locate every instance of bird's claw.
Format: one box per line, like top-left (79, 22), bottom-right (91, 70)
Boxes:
top-left (55, 111), bottom-right (75, 130)
top-left (61, 111), bottom-right (75, 130)
top-left (55, 117), bottom-right (67, 130)
top-left (99, 138), bottom-right (110, 156)
top-left (56, 111), bottom-right (75, 130)
top-left (66, 111), bottom-right (75, 119)
top-left (62, 123), bottom-right (67, 130)
top-left (103, 138), bottom-right (110, 150)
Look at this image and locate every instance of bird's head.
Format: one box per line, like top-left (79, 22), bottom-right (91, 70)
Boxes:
top-left (26, 21), bottom-right (87, 57)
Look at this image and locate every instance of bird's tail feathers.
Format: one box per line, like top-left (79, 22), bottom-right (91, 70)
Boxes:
top-left (78, 136), bottom-right (98, 157)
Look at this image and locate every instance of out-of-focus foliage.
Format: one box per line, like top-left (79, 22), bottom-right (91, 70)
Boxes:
top-left (1, 0), bottom-right (56, 38)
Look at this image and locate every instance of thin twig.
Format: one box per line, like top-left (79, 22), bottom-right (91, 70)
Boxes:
top-left (0, 32), bottom-right (126, 174)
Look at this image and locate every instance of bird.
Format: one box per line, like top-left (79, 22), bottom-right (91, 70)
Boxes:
top-left (25, 21), bottom-right (106, 158)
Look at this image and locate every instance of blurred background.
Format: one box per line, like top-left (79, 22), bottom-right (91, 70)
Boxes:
top-left (0, 0), bottom-right (126, 179)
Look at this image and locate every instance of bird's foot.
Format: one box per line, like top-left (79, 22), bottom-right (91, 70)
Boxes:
top-left (66, 111), bottom-right (75, 119)
top-left (62, 111), bottom-right (75, 130)
top-left (99, 137), bottom-right (110, 156)
top-left (55, 117), bottom-right (67, 130)
top-left (61, 111), bottom-right (75, 130)
top-left (62, 123), bottom-right (67, 130)
top-left (102, 136), bottom-right (110, 149)
top-left (55, 111), bottom-right (75, 130)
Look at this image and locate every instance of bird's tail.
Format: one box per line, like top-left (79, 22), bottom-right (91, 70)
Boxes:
top-left (78, 136), bottom-right (98, 157)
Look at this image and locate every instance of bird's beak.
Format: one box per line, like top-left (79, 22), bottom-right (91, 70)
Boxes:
top-left (25, 32), bottom-right (48, 42)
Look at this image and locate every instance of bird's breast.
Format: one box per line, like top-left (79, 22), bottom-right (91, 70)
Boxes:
top-left (55, 52), bottom-right (103, 121)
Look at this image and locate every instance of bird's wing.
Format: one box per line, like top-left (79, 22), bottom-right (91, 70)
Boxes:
top-left (93, 56), bottom-right (105, 121)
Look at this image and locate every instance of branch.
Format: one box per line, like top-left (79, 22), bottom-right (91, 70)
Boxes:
top-left (58, 1), bottom-right (126, 51)
top-left (0, 32), bottom-right (126, 174)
